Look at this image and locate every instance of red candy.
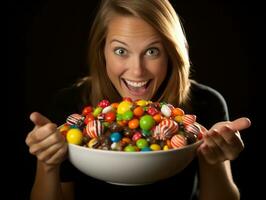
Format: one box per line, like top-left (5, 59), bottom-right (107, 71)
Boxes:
top-left (61, 99), bottom-right (204, 151)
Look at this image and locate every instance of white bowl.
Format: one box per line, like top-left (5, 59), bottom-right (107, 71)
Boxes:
top-left (68, 140), bottom-right (203, 186)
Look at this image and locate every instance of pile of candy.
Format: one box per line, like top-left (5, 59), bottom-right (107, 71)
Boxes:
top-left (59, 98), bottom-right (203, 152)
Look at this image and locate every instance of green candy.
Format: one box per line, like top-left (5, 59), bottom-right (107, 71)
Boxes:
top-left (93, 107), bottom-right (102, 117)
top-left (140, 115), bottom-right (155, 131)
top-left (142, 129), bottom-right (151, 136)
top-left (116, 113), bottom-right (123, 121)
top-left (124, 145), bottom-right (136, 152)
top-left (136, 138), bottom-right (149, 149)
top-left (122, 110), bottom-right (133, 120)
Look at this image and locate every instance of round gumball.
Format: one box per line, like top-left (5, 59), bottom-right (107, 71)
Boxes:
top-left (128, 118), bottom-right (139, 129)
top-left (110, 132), bottom-right (122, 143)
top-left (98, 99), bottom-right (110, 108)
top-left (133, 106), bottom-right (144, 117)
top-left (139, 115), bottom-right (155, 131)
top-left (82, 106), bottom-right (93, 116)
top-left (117, 101), bottom-right (132, 114)
top-left (66, 128), bottom-right (83, 145)
top-left (105, 112), bottom-right (116, 123)
top-left (136, 138), bottom-right (149, 149)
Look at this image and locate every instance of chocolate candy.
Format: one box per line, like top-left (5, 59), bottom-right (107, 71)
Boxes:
top-left (62, 98), bottom-right (204, 152)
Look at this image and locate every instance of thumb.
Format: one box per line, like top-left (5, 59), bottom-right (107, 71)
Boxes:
top-left (231, 117), bottom-right (251, 131)
top-left (30, 112), bottom-right (52, 128)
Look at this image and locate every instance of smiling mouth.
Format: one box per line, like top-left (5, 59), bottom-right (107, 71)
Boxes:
top-left (122, 79), bottom-right (151, 93)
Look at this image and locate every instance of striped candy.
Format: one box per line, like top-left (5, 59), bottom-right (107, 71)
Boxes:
top-left (66, 114), bottom-right (83, 126)
top-left (170, 134), bottom-right (187, 149)
top-left (153, 119), bottom-right (179, 140)
top-left (184, 123), bottom-right (201, 136)
top-left (182, 114), bottom-right (196, 126)
top-left (86, 120), bottom-right (104, 138)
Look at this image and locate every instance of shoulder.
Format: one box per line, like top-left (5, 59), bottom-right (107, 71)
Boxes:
top-left (188, 81), bottom-right (229, 129)
top-left (190, 81), bottom-right (227, 107)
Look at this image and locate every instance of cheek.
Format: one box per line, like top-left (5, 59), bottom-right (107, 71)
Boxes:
top-left (106, 56), bottom-right (125, 79)
top-left (151, 59), bottom-right (168, 81)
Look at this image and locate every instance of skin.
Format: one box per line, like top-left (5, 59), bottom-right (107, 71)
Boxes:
top-left (104, 16), bottom-right (168, 101)
top-left (26, 16), bottom-right (251, 200)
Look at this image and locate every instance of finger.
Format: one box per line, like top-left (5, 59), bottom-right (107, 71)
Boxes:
top-left (45, 144), bottom-right (68, 165)
top-left (36, 142), bottom-right (66, 163)
top-left (218, 125), bottom-right (244, 147)
top-left (209, 127), bottom-right (243, 160)
top-left (231, 117), bottom-right (251, 131)
top-left (30, 112), bottom-right (52, 128)
top-left (26, 123), bottom-right (58, 146)
top-left (29, 131), bottom-right (65, 154)
top-left (203, 131), bottom-right (225, 160)
top-left (208, 129), bottom-right (228, 150)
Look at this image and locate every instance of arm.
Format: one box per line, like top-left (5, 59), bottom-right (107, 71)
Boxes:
top-left (198, 158), bottom-right (239, 200)
top-left (197, 117), bottom-right (251, 200)
top-left (26, 112), bottom-right (73, 200)
top-left (31, 162), bottom-right (74, 200)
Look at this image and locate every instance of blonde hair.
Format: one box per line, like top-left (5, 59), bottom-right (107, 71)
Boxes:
top-left (85, 0), bottom-right (191, 106)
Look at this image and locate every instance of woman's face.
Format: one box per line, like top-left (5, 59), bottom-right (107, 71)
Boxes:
top-left (104, 16), bottom-right (168, 101)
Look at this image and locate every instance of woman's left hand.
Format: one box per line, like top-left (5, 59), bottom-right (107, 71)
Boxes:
top-left (198, 117), bottom-right (251, 164)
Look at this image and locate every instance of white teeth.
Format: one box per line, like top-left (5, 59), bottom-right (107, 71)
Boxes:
top-left (124, 80), bottom-right (148, 88)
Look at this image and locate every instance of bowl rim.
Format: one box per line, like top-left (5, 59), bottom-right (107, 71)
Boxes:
top-left (68, 139), bottom-right (203, 155)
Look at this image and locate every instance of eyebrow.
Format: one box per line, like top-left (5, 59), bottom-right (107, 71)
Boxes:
top-left (110, 39), bottom-right (128, 46)
top-left (110, 39), bottom-right (162, 47)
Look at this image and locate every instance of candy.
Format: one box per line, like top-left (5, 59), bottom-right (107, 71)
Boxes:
top-left (170, 134), bottom-right (187, 149)
top-left (153, 119), bottom-right (179, 140)
top-left (182, 114), bottom-right (196, 126)
top-left (136, 138), bottom-right (149, 149)
top-left (161, 104), bottom-right (172, 117)
top-left (61, 99), bottom-right (204, 152)
top-left (66, 128), bottom-right (83, 145)
top-left (66, 114), bottom-right (84, 126)
top-left (117, 101), bottom-right (132, 114)
top-left (139, 115), bottom-right (155, 131)
top-left (85, 120), bottom-right (104, 138)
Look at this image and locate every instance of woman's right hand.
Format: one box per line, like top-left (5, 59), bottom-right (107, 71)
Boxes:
top-left (25, 112), bottom-right (68, 170)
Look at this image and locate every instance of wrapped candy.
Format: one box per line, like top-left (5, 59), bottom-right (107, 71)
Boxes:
top-left (153, 119), bottom-right (179, 140)
top-left (62, 98), bottom-right (204, 152)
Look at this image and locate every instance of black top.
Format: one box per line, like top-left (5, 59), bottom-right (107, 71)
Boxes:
top-left (47, 81), bottom-right (229, 200)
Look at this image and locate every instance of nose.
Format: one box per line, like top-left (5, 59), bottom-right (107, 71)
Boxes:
top-left (129, 55), bottom-right (145, 77)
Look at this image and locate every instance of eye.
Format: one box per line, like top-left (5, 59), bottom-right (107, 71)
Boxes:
top-left (114, 48), bottom-right (127, 56)
top-left (146, 48), bottom-right (159, 57)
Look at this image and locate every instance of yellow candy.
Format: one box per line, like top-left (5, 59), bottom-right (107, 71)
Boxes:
top-left (163, 145), bottom-right (169, 151)
top-left (66, 128), bottom-right (83, 145)
top-left (87, 138), bottom-right (99, 148)
top-left (150, 144), bottom-right (161, 151)
top-left (117, 101), bottom-right (132, 114)
top-left (136, 100), bottom-right (148, 107)
top-left (174, 115), bottom-right (183, 123)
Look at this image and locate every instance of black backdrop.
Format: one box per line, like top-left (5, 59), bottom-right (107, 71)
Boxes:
top-left (8, 0), bottom-right (262, 199)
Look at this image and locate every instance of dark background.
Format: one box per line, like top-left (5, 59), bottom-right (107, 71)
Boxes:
top-left (9, 0), bottom-right (262, 199)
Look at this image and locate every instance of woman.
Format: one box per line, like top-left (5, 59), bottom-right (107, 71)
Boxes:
top-left (26, 0), bottom-right (251, 199)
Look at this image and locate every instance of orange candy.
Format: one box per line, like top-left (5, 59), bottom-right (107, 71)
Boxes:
top-left (133, 106), bottom-right (144, 117)
top-left (153, 113), bottom-right (162, 123)
top-left (172, 107), bottom-right (185, 116)
top-left (111, 102), bottom-right (119, 109)
top-left (117, 120), bottom-right (128, 127)
top-left (128, 118), bottom-right (139, 129)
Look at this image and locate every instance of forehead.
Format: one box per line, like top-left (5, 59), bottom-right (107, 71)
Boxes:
top-left (106, 15), bottom-right (161, 42)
